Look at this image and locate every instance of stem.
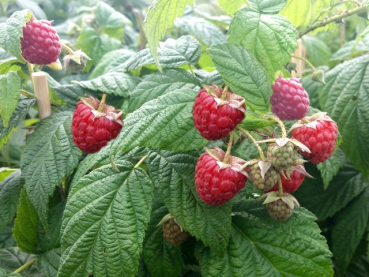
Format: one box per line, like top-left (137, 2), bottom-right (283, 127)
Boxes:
top-left (98, 94), bottom-right (107, 112)
top-left (238, 128), bottom-right (265, 160)
top-left (110, 155), bottom-right (120, 172)
top-left (21, 89), bottom-right (35, 98)
top-left (266, 114), bottom-right (287, 138)
top-left (223, 131), bottom-right (234, 164)
top-left (299, 4), bottom-right (368, 37)
top-left (14, 258), bottom-right (36, 273)
top-left (61, 43), bottom-right (75, 55)
top-left (114, 111), bottom-right (124, 119)
top-left (221, 85), bottom-right (228, 100)
top-left (277, 176), bottom-right (283, 197)
top-left (188, 65), bottom-right (195, 76)
top-left (301, 118), bottom-right (310, 123)
top-left (291, 54), bottom-right (316, 71)
top-left (134, 155), bottom-right (148, 169)
top-left (133, 9), bottom-right (147, 50)
top-left (60, 178), bottom-right (67, 200)
top-left (27, 63), bottom-right (34, 87)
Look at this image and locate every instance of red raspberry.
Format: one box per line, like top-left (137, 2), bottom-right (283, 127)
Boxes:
top-left (291, 113), bottom-right (338, 164)
top-left (271, 76), bottom-right (309, 120)
top-left (21, 20), bottom-right (61, 65)
top-left (193, 85), bottom-right (245, 140)
top-left (71, 96), bottom-right (123, 153)
top-left (268, 170), bottom-right (305, 193)
top-left (195, 151), bottom-right (247, 206)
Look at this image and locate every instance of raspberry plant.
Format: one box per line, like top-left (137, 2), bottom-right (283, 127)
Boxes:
top-left (1, 0), bottom-right (369, 276)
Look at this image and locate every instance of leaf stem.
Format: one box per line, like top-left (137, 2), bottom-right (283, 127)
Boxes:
top-left (20, 89), bottom-right (35, 98)
top-left (133, 9), bottom-right (147, 50)
top-left (265, 114), bottom-right (287, 138)
top-left (223, 131), bottom-right (234, 164)
top-left (110, 155), bottom-right (120, 172)
top-left (299, 4), bottom-right (368, 37)
top-left (278, 175), bottom-right (283, 197)
top-left (238, 128), bottom-right (265, 160)
top-left (134, 155), bottom-right (148, 169)
top-left (291, 54), bottom-right (316, 71)
top-left (14, 258), bottom-right (36, 273)
top-left (27, 63), bottom-right (34, 87)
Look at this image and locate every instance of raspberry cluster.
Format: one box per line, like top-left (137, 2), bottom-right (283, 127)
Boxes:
top-left (192, 79), bottom-right (338, 222)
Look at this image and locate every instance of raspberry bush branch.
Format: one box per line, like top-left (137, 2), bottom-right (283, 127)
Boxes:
top-left (238, 127), bottom-right (265, 161)
top-left (13, 258), bottom-right (36, 274)
top-left (299, 2), bottom-right (369, 37)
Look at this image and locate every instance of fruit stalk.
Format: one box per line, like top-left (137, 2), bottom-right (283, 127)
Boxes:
top-left (13, 258), bottom-right (36, 274)
top-left (32, 72), bottom-right (52, 119)
top-left (238, 128), bottom-right (265, 161)
top-left (266, 114), bottom-right (287, 138)
top-left (223, 131), bottom-right (234, 164)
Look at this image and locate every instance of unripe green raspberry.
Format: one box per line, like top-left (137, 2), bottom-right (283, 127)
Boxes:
top-left (266, 197), bottom-right (293, 221)
top-left (248, 162), bottom-right (279, 191)
top-left (267, 142), bottom-right (302, 170)
top-left (162, 218), bottom-right (189, 245)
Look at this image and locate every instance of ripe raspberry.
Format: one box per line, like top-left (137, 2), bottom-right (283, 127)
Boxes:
top-left (291, 113), bottom-right (338, 164)
top-left (195, 149), bottom-right (247, 205)
top-left (162, 218), bottom-right (189, 245)
top-left (266, 197), bottom-right (293, 221)
top-left (269, 170), bottom-right (305, 193)
top-left (21, 20), bottom-right (61, 65)
top-left (193, 85), bottom-right (245, 140)
top-left (247, 161), bottom-right (279, 191)
top-left (267, 142), bottom-right (302, 170)
top-left (271, 76), bottom-right (309, 120)
top-left (71, 96), bottom-right (123, 153)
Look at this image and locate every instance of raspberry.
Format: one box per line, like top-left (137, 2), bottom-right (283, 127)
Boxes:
top-left (71, 96), bottom-right (123, 153)
top-left (270, 76), bottom-right (309, 120)
top-left (266, 197), bottom-right (293, 221)
top-left (247, 161), bottom-right (279, 191)
top-left (21, 20), bottom-right (61, 65)
top-left (193, 85), bottom-right (245, 140)
top-left (267, 142), bottom-right (302, 170)
top-left (162, 218), bottom-right (189, 245)
top-left (291, 114), bottom-right (338, 164)
top-left (268, 170), bottom-right (305, 193)
top-left (195, 151), bottom-right (247, 205)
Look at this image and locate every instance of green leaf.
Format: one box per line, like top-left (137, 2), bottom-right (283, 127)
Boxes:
top-left (37, 248), bottom-right (61, 277)
top-left (249, 0), bottom-right (287, 13)
top-left (228, 7), bottom-right (298, 79)
top-left (174, 16), bottom-right (227, 46)
top-left (332, 188), bottom-right (369, 273)
top-left (73, 72), bottom-right (140, 97)
top-left (0, 72), bottom-right (21, 127)
top-left (76, 25), bottom-right (121, 71)
top-left (302, 36), bottom-right (331, 66)
top-left (20, 109), bottom-right (81, 229)
top-left (0, 59), bottom-right (23, 74)
top-left (13, 188), bottom-right (39, 254)
top-left (331, 41), bottom-right (356, 61)
top-left (142, 195), bottom-right (183, 277)
top-left (0, 269), bottom-right (21, 277)
top-left (317, 149), bottom-right (346, 189)
top-left (0, 247), bottom-right (38, 276)
top-left (58, 162), bottom-right (154, 277)
top-left (0, 10), bottom-right (32, 62)
top-left (50, 85), bottom-right (85, 107)
top-left (110, 89), bottom-right (207, 153)
top-left (301, 74), bottom-right (322, 109)
top-left (208, 43), bottom-right (272, 111)
top-left (199, 201), bottom-right (333, 276)
top-left (194, 70), bottom-right (224, 86)
top-left (95, 1), bottom-right (131, 40)
top-left (0, 98), bottom-right (36, 148)
top-left (294, 163), bottom-right (369, 220)
top-left (129, 68), bottom-right (200, 112)
top-left (0, 225), bottom-right (16, 248)
top-left (239, 118), bottom-right (276, 130)
top-left (119, 36), bottom-right (201, 72)
top-left (279, 0), bottom-right (313, 27)
top-left (321, 55), bottom-right (369, 179)
top-left (0, 170), bottom-right (23, 232)
top-left (148, 150), bottom-right (232, 256)
top-left (90, 49), bottom-right (136, 79)
top-left (143, 0), bottom-right (194, 70)
top-left (217, 0), bottom-right (247, 15)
